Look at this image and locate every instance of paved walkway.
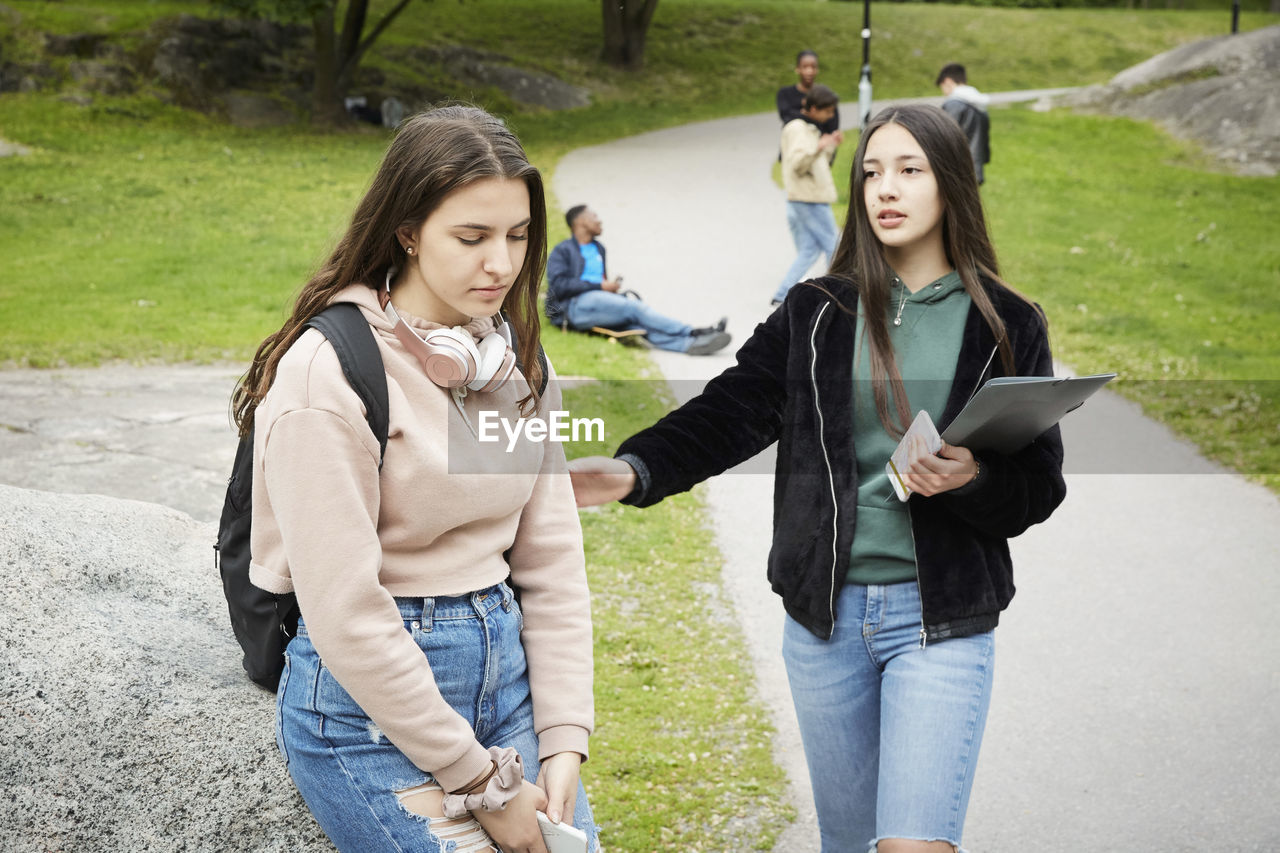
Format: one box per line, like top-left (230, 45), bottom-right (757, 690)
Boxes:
top-left (2, 94), bottom-right (1278, 852)
top-left (553, 99), bottom-right (1280, 851)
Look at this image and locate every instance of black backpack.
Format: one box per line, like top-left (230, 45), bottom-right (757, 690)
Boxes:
top-left (215, 304), bottom-right (389, 691)
top-left (215, 303), bottom-right (548, 691)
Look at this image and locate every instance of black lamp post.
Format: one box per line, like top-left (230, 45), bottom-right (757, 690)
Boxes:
top-left (1231, 0), bottom-right (1240, 34)
top-left (857, 0), bottom-right (872, 130)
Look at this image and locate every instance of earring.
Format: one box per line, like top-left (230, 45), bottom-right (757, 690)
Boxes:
top-left (405, 245), bottom-right (415, 255)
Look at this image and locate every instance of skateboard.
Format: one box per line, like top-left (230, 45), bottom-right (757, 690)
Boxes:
top-left (588, 327), bottom-right (651, 347)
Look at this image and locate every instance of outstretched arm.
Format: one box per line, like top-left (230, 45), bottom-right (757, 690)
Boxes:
top-left (573, 305), bottom-right (793, 508)
top-left (567, 455), bottom-right (637, 507)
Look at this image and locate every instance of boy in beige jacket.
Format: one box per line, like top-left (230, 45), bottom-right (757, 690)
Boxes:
top-left (772, 84), bottom-right (842, 306)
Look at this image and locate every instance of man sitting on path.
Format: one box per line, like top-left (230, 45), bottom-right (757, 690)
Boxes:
top-left (937, 62), bottom-right (991, 184)
top-left (545, 205), bottom-right (731, 356)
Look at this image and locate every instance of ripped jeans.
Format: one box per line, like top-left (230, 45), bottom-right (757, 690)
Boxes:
top-left (276, 583), bottom-right (599, 852)
top-left (783, 582), bottom-right (993, 853)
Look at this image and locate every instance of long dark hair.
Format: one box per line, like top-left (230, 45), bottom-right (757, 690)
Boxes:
top-left (233, 105), bottom-right (548, 435)
top-left (826, 104), bottom-right (1036, 437)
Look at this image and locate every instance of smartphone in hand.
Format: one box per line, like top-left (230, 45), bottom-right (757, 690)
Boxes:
top-left (536, 811), bottom-right (588, 853)
top-left (886, 410), bottom-right (943, 502)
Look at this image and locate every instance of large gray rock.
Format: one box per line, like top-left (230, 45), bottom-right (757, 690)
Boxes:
top-left (68, 58), bottom-right (135, 95)
top-left (426, 45), bottom-right (591, 111)
top-left (146, 14), bottom-right (310, 109)
top-left (0, 485), bottom-right (330, 852)
top-left (42, 32), bottom-right (107, 59)
top-left (1109, 24), bottom-right (1280, 90)
top-left (1060, 25), bottom-right (1280, 176)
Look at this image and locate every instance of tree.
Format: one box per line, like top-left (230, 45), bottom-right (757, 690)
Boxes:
top-left (601, 0), bottom-right (660, 71)
top-left (216, 0), bottom-right (416, 125)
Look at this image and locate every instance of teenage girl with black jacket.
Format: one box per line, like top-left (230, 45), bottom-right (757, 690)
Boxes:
top-left (569, 104), bottom-right (1066, 853)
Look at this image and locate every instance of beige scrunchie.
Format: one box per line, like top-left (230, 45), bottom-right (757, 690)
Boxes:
top-left (441, 746), bottom-right (524, 819)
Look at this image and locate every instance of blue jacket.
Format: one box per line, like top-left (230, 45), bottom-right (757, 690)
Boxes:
top-left (545, 238), bottom-right (607, 326)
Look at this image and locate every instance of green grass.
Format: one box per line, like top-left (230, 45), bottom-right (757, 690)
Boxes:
top-left (982, 106), bottom-right (1280, 488)
top-left (561, 377), bottom-right (793, 850)
top-left (9, 0), bottom-right (1270, 364)
top-left (7, 1), bottom-right (1275, 151)
top-left (0, 0), bottom-right (210, 35)
top-left (538, 240), bottom-right (793, 851)
top-left (402, 0), bottom-right (1276, 160)
top-left (0, 96), bottom-right (386, 364)
top-left (536, 249), bottom-right (795, 845)
top-left (2, 1), bottom-right (1279, 844)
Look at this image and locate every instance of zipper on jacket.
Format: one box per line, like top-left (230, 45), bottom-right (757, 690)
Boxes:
top-left (964, 344), bottom-right (1000, 404)
top-left (906, 342), bottom-right (999, 648)
top-left (905, 502), bottom-right (928, 648)
top-left (808, 301), bottom-right (840, 635)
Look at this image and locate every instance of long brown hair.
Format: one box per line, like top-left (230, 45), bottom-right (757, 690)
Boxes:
top-left (232, 104), bottom-right (548, 436)
top-left (826, 104), bottom-right (1036, 437)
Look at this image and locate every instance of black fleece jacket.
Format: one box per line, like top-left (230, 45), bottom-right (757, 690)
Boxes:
top-left (617, 275), bottom-right (1067, 642)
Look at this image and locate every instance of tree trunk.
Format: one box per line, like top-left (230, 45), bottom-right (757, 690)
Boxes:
top-left (623, 24), bottom-right (647, 71)
top-left (338, 0), bottom-right (368, 69)
top-left (1271, 0), bottom-right (1279, 15)
top-left (602, 0), bottom-right (659, 70)
top-left (311, 6), bottom-right (346, 126)
top-left (309, 0), bottom-right (415, 125)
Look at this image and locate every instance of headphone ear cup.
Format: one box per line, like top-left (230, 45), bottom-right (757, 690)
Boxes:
top-left (420, 328), bottom-right (480, 388)
top-left (469, 332), bottom-right (517, 393)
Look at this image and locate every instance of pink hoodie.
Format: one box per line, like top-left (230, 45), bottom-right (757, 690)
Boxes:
top-left (250, 283), bottom-right (592, 792)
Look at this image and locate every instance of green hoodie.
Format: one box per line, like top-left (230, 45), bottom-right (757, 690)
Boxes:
top-left (848, 270), bottom-right (970, 585)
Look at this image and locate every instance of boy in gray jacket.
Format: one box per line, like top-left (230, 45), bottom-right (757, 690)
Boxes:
top-left (937, 63), bottom-right (991, 184)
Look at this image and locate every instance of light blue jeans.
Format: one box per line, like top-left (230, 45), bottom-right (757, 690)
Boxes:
top-left (276, 582), bottom-right (599, 852)
top-left (565, 289), bottom-right (693, 352)
top-left (782, 582), bottom-right (994, 853)
top-left (774, 200), bottom-right (839, 303)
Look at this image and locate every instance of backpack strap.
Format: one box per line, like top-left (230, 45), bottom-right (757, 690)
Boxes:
top-left (304, 306), bottom-right (543, 464)
top-left (306, 304), bottom-right (390, 467)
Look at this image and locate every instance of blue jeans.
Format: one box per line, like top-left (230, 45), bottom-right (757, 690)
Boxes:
top-left (565, 289), bottom-right (693, 352)
top-left (775, 201), bottom-right (839, 303)
top-left (276, 583), bottom-right (599, 852)
top-left (782, 582), bottom-right (994, 853)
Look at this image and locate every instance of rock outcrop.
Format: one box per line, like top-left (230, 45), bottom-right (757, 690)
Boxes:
top-left (1061, 24), bottom-right (1280, 176)
top-left (0, 11), bottom-right (591, 124)
top-left (421, 45), bottom-right (591, 111)
top-left (0, 485), bottom-right (330, 852)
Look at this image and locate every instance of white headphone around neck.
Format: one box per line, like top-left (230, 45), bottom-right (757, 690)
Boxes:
top-left (380, 269), bottom-right (517, 392)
